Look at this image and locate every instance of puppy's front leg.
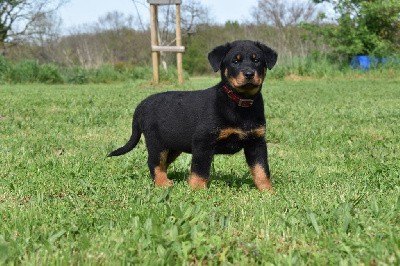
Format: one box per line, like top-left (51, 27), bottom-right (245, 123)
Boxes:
top-left (188, 137), bottom-right (215, 189)
top-left (244, 139), bottom-right (273, 191)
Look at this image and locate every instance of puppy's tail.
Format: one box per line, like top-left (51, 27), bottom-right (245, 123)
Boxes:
top-left (108, 118), bottom-right (141, 157)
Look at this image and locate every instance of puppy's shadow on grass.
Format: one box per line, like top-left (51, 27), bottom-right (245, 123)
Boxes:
top-left (168, 171), bottom-right (254, 189)
top-left (212, 172), bottom-right (255, 189)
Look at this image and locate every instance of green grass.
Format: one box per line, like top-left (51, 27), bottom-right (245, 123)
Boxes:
top-left (0, 77), bottom-right (399, 265)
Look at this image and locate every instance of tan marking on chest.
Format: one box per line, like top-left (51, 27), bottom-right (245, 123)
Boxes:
top-left (217, 126), bottom-right (266, 140)
top-left (218, 128), bottom-right (247, 140)
top-left (250, 126), bottom-right (266, 138)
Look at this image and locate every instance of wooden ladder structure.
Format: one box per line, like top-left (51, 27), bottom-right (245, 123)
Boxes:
top-left (148, 0), bottom-right (185, 84)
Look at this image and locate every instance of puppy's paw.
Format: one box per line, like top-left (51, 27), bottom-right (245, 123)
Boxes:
top-left (188, 174), bottom-right (208, 189)
top-left (255, 180), bottom-right (273, 192)
top-left (154, 175), bottom-right (174, 187)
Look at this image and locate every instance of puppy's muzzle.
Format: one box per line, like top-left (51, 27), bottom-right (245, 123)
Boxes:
top-left (244, 70), bottom-right (255, 80)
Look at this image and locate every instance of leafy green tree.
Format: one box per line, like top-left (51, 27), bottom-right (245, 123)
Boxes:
top-left (309, 0), bottom-right (400, 59)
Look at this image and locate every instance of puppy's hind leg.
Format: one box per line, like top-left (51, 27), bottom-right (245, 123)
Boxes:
top-left (148, 149), bottom-right (174, 187)
top-left (166, 150), bottom-right (182, 168)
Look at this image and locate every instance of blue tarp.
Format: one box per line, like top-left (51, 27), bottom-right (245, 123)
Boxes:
top-left (351, 55), bottom-right (400, 70)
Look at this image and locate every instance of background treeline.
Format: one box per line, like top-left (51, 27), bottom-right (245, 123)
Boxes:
top-left (1, 0), bottom-right (400, 84)
top-left (3, 21), bottom-right (330, 72)
top-left (0, 23), bottom-right (350, 84)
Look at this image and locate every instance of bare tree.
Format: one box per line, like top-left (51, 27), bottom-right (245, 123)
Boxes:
top-left (24, 11), bottom-right (63, 62)
top-left (131, 0), bottom-right (209, 70)
top-left (94, 11), bottom-right (148, 66)
top-left (253, 0), bottom-right (321, 28)
top-left (131, 0), bottom-right (209, 43)
top-left (29, 12), bottom-right (62, 43)
top-left (175, 0), bottom-right (210, 33)
top-left (54, 11), bottom-right (150, 68)
top-left (0, 0), bottom-right (68, 54)
top-left (97, 11), bottom-right (135, 31)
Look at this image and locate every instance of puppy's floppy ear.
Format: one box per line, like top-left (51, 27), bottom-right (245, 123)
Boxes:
top-left (208, 42), bottom-right (231, 72)
top-left (255, 42), bottom-right (278, 70)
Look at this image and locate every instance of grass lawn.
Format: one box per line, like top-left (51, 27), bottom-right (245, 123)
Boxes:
top-left (1, 77), bottom-right (399, 264)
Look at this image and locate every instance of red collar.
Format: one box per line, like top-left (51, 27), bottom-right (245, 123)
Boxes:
top-left (222, 85), bottom-right (255, 108)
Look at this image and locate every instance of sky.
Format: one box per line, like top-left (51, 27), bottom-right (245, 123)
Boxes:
top-left (58, 0), bottom-right (259, 30)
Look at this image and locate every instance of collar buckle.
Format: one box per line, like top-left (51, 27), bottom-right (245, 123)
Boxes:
top-left (238, 99), bottom-right (254, 107)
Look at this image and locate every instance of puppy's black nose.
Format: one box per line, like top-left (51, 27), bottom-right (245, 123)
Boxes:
top-left (244, 71), bottom-right (255, 80)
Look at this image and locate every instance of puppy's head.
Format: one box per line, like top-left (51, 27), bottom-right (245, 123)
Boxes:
top-left (208, 40), bottom-right (277, 95)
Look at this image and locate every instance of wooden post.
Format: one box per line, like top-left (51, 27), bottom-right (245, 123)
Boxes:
top-left (148, 0), bottom-right (184, 84)
top-left (175, 4), bottom-right (183, 84)
top-left (150, 4), bottom-right (159, 84)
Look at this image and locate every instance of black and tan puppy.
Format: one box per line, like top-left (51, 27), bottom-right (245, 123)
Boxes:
top-left (108, 40), bottom-right (278, 191)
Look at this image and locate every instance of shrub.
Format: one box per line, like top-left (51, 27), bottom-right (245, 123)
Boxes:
top-left (93, 65), bottom-right (122, 83)
top-left (268, 65), bottom-right (287, 79)
top-left (9, 60), bottom-right (40, 83)
top-left (129, 66), bottom-right (153, 80)
top-left (64, 67), bottom-right (90, 84)
top-left (159, 67), bottom-right (190, 84)
top-left (38, 64), bottom-right (63, 84)
top-left (183, 40), bottom-right (210, 75)
top-left (0, 56), bottom-right (11, 83)
top-left (305, 0), bottom-right (400, 59)
top-left (114, 61), bottom-right (134, 73)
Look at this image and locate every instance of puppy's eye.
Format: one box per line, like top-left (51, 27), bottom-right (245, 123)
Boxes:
top-left (252, 58), bottom-right (260, 63)
top-left (233, 55), bottom-right (242, 64)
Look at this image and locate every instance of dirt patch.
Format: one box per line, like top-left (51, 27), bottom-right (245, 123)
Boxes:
top-left (284, 74), bottom-right (314, 81)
